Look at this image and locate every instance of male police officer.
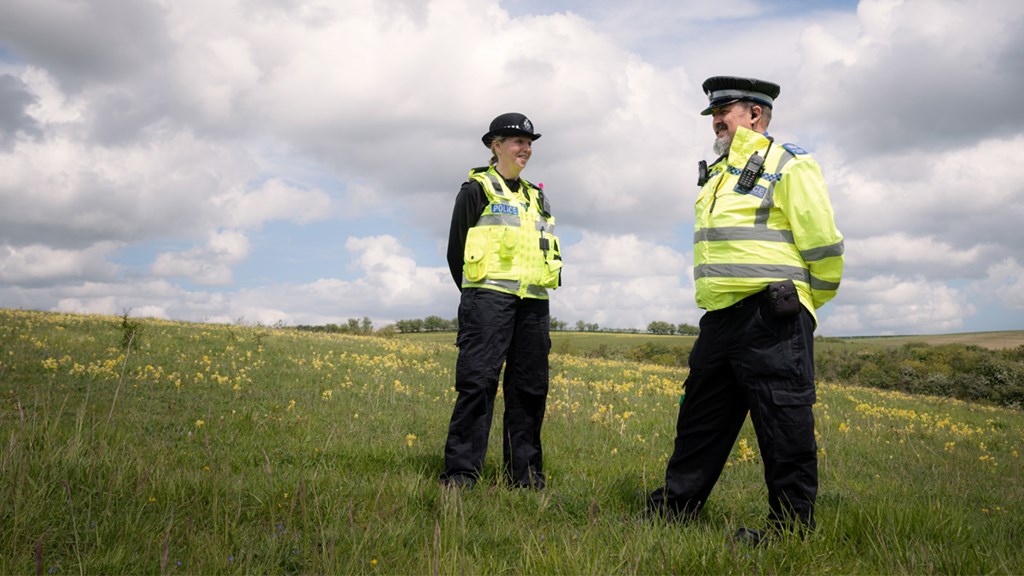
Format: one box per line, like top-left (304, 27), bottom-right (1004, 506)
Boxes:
top-left (647, 77), bottom-right (844, 544)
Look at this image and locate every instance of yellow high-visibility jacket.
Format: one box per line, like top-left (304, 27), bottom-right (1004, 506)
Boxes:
top-left (462, 166), bottom-right (562, 299)
top-left (694, 126), bottom-right (844, 322)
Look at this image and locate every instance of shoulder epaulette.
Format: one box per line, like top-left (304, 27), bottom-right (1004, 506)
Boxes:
top-left (781, 143), bottom-right (809, 156)
top-left (469, 166), bottom-right (490, 175)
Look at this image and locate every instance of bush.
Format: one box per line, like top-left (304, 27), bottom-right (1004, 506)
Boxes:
top-left (627, 342), bottom-right (691, 367)
top-left (815, 342), bottom-right (1024, 409)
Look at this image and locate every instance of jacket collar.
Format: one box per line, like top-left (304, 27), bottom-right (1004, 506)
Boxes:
top-left (726, 126), bottom-right (771, 166)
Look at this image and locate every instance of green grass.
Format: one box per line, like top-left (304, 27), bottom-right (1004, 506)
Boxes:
top-left (2, 309), bottom-right (1022, 574)
top-left (406, 330), bottom-right (698, 361)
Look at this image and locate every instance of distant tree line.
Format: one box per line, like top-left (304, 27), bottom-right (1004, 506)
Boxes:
top-left (394, 316), bottom-right (457, 333)
top-left (294, 316), bottom-right (699, 336)
top-left (647, 321), bottom-right (700, 335)
top-left (294, 317), bottom-right (374, 335)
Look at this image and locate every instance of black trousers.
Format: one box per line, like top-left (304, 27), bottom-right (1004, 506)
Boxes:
top-left (649, 291), bottom-right (818, 529)
top-left (441, 288), bottom-right (551, 488)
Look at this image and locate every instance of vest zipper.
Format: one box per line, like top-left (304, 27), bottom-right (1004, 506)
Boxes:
top-left (708, 169), bottom-right (727, 214)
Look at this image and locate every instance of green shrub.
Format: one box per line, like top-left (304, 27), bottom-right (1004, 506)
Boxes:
top-left (815, 341), bottom-right (1024, 409)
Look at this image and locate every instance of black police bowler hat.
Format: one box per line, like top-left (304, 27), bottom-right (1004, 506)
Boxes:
top-left (481, 112), bottom-right (542, 147)
top-left (700, 76), bottom-right (781, 116)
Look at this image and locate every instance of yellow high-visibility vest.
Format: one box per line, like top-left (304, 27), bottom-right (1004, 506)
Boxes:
top-left (462, 166), bottom-right (562, 299)
top-left (694, 126), bottom-right (844, 322)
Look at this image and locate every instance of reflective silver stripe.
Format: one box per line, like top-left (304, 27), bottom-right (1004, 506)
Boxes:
top-left (536, 221), bottom-right (554, 233)
top-left (810, 276), bottom-right (840, 291)
top-left (755, 149), bottom-right (794, 225)
top-left (754, 185), bottom-right (773, 225)
top-left (695, 226), bottom-right (794, 244)
top-left (525, 284), bottom-right (548, 298)
top-left (801, 240), bottom-right (845, 262)
top-left (695, 264), bottom-right (839, 292)
top-left (477, 212), bottom-right (521, 227)
top-left (481, 172), bottom-right (508, 197)
top-left (462, 279), bottom-right (550, 298)
top-left (694, 263), bottom-right (810, 283)
top-left (477, 278), bottom-right (520, 292)
top-left (462, 278), bottom-right (549, 298)
top-left (774, 149), bottom-right (796, 173)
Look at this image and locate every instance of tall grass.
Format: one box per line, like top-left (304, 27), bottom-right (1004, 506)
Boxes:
top-left (1, 309), bottom-right (1021, 574)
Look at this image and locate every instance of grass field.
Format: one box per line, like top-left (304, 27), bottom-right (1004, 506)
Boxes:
top-left (406, 328), bottom-right (1024, 358)
top-left (834, 331), bottom-right (1024, 350)
top-left (2, 309), bottom-right (1022, 574)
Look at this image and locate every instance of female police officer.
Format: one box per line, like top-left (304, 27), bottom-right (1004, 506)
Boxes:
top-left (440, 113), bottom-right (563, 490)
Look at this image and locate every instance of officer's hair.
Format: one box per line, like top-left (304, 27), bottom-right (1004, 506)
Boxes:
top-left (488, 136), bottom-right (507, 166)
top-left (741, 101), bottom-right (773, 129)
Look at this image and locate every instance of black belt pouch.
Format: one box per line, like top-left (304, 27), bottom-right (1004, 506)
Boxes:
top-left (767, 279), bottom-right (801, 318)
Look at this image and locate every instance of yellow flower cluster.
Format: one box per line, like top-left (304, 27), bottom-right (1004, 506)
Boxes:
top-left (852, 402), bottom-right (983, 438)
top-left (734, 438), bottom-right (757, 463)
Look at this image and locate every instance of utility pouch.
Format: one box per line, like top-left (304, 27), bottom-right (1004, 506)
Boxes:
top-left (767, 279), bottom-right (801, 318)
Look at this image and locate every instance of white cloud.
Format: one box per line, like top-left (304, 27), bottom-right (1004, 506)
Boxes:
top-left (47, 279), bottom-right (183, 319)
top-left (552, 232), bottom-right (696, 328)
top-left (215, 178), bottom-right (332, 229)
top-left (797, 0), bottom-right (1024, 153)
top-left (847, 234), bottom-right (993, 276)
top-left (0, 242), bottom-right (120, 284)
top-left (345, 235), bottom-right (452, 307)
top-left (150, 230), bottom-right (250, 286)
top-left (822, 275), bottom-right (972, 336)
top-left (820, 133), bottom-right (1024, 285)
top-left (973, 258), bottom-right (1024, 310)
top-left (0, 128), bottom-right (257, 246)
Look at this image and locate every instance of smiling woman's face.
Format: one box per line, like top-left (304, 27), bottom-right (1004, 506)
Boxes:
top-left (493, 135), bottom-right (533, 176)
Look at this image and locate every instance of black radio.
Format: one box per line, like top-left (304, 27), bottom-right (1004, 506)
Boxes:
top-left (736, 152), bottom-right (764, 190)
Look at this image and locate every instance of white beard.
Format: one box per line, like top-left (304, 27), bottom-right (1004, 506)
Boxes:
top-left (713, 134), bottom-right (732, 156)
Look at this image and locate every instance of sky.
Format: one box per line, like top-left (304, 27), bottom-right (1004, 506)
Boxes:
top-left (1, 0), bottom-right (1023, 337)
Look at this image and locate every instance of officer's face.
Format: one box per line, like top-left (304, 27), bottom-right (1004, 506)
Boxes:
top-left (495, 136), bottom-right (533, 170)
top-left (710, 101), bottom-right (757, 155)
top-left (710, 102), bottom-right (754, 141)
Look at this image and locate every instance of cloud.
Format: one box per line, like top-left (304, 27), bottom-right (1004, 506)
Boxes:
top-left (0, 242), bottom-right (121, 286)
top-left (822, 275), bottom-right (972, 336)
top-left (0, 74), bottom-right (41, 148)
top-left (0, 0), bottom-right (170, 90)
top-left (0, 127), bottom-right (257, 248)
top-left (150, 230), bottom-right (251, 286)
top-left (798, 0), bottom-right (1024, 155)
top-left (972, 258), bottom-right (1024, 310)
top-left (216, 178), bottom-right (332, 229)
top-left (552, 232), bottom-right (697, 328)
top-left (2, 234), bottom-right (456, 326)
top-left (846, 234), bottom-right (994, 280)
top-left (820, 133), bottom-right (1024, 285)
